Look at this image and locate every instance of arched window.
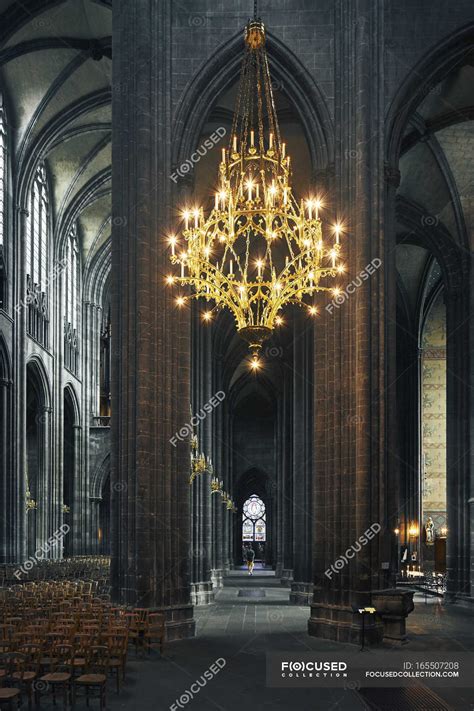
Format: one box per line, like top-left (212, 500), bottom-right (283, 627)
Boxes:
top-left (64, 224), bottom-right (79, 374)
top-left (242, 494), bottom-right (266, 542)
top-left (0, 99), bottom-right (7, 309)
top-left (26, 164), bottom-right (50, 346)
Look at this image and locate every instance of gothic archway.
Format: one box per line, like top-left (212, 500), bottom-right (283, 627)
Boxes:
top-left (63, 386), bottom-right (79, 556)
top-left (172, 30), bottom-right (334, 179)
top-left (26, 358), bottom-right (51, 558)
top-left (0, 336), bottom-right (12, 562)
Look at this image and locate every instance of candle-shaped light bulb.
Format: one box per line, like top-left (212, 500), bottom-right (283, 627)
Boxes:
top-left (250, 129), bottom-right (255, 147)
top-left (282, 143), bottom-right (286, 158)
top-left (194, 209), bottom-right (199, 228)
top-left (183, 210), bottom-right (190, 230)
top-left (256, 183), bottom-right (259, 200)
top-left (270, 180), bottom-right (276, 207)
top-left (283, 187), bottom-right (288, 205)
top-left (229, 259), bottom-right (233, 275)
top-left (314, 199), bottom-right (321, 220)
top-left (233, 134), bottom-right (237, 152)
top-left (222, 147), bottom-right (226, 163)
top-left (269, 132), bottom-right (273, 150)
top-left (307, 200), bottom-right (313, 220)
top-left (247, 179), bottom-right (253, 202)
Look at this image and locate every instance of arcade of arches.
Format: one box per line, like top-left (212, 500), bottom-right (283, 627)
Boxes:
top-left (0, 0), bottom-right (473, 691)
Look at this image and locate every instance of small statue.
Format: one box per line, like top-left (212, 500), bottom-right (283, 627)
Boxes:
top-left (425, 516), bottom-right (435, 545)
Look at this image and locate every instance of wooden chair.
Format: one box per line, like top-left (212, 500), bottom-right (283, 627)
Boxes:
top-left (12, 645), bottom-right (41, 710)
top-left (144, 613), bottom-right (166, 656)
top-left (0, 688), bottom-right (21, 710)
top-left (73, 646), bottom-right (109, 711)
top-left (124, 612), bottom-right (141, 656)
top-left (0, 653), bottom-right (22, 710)
top-left (71, 634), bottom-right (91, 676)
top-left (39, 643), bottom-right (74, 709)
top-left (0, 627), bottom-right (12, 655)
top-left (104, 630), bottom-right (128, 693)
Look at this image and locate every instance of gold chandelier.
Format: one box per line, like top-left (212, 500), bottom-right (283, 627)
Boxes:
top-left (168, 17), bottom-right (345, 363)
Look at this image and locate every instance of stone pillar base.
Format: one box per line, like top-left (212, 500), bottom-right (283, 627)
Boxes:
top-left (161, 604), bottom-right (196, 642)
top-left (452, 594), bottom-right (474, 608)
top-left (372, 589), bottom-right (415, 646)
top-left (280, 569), bottom-right (294, 587)
top-left (308, 602), bottom-right (384, 646)
top-left (289, 582), bottom-right (313, 605)
top-left (190, 582), bottom-right (215, 607)
top-left (210, 569), bottom-right (224, 590)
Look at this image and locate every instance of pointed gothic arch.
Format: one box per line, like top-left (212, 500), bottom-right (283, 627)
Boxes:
top-left (172, 30), bottom-right (334, 178)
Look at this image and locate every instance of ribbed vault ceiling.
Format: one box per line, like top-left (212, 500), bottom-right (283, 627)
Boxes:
top-left (396, 60), bottom-right (473, 316)
top-left (0, 0), bottom-right (111, 265)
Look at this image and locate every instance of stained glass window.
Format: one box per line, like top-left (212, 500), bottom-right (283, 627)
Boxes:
top-left (26, 163), bottom-right (49, 345)
top-left (64, 223), bottom-right (79, 373)
top-left (242, 494), bottom-right (266, 542)
top-left (26, 164), bottom-right (49, 289)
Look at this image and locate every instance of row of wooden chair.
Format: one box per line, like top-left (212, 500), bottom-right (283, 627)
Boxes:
top-left (0, 580), bottom-right (166, 708)
top-left (0, 645), bottom-right (110, 710)
top-left (0, 558), bottom-right (110, 587)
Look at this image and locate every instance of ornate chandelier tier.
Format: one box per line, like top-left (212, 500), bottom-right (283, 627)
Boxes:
top-left (168, 17), bottom-right (345, 361)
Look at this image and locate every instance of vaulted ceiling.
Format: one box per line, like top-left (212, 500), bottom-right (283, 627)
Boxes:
top-left (396, 59), bottom-right (473, 324)
top-left (0, 0), bottom-right (111, 269)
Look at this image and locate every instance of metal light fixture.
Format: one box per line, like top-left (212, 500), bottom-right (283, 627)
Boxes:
top-left (211, 477), bottom-right (223, 494)
top-left (25, 478), bottom-right (37, 512)
top-left (189, 428), bottom-right (213, 485)
top-left (168, 16), bottom-right (345, 359)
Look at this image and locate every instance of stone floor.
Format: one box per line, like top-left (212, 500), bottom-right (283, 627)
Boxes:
top-left (96, 569), bottom-right (474, 711)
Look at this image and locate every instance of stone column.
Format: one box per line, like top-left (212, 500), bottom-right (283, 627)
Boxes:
top-left (469, 253), bottom-right (474, 603)
top-left (290, 314), bottom-right (313, 604)
top-left (189, 307), bottom-right (214, 605)
top-left (446, 288), bottom-right (470, 603)
top-left (308, 0), bottom-right (388, 645)
top-left (210, 365), bottom-right (224, 587)
top-left (15, 206), bottom-right (29, 563)
top-left (221, 407), bottom-right (232, 573)
top-left (111, 0), bottom-right (194, 640)
top-left (82, 300), bottom-right (102, 554)
top-left (71, 423), bottom-right (83, 554)
top-left (89, 497), bottom-right (101, 554)
top-left (0, 371), bottom-right (11, 562)
top-left (280, 372), bottom-right (293, 586)
top-left (39, 406), bottom-right (53, 553)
